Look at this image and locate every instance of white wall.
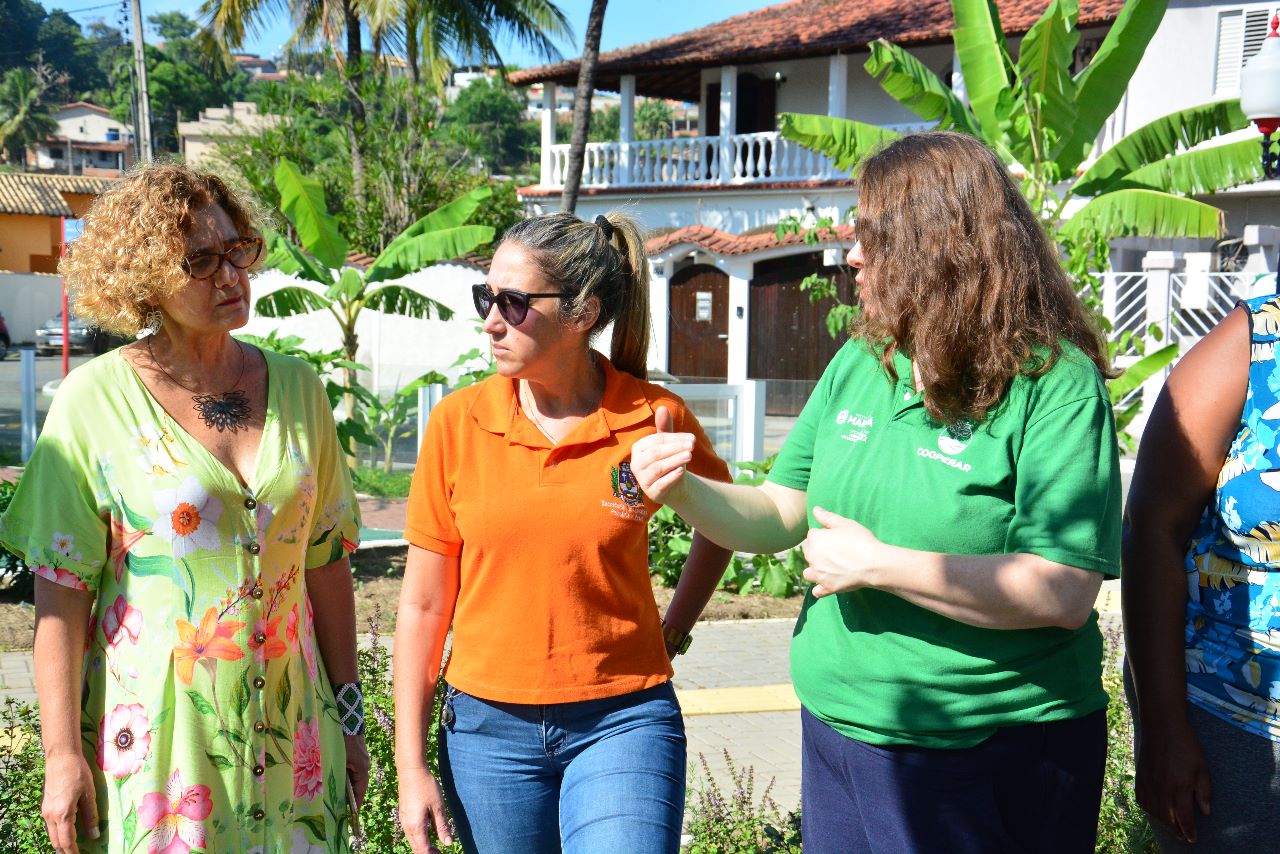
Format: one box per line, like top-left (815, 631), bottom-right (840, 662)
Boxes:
top-left (242, 263), bottom-right (491, 396)
top-left (55, 106), bottom-right (131, 143)
top-left (845, 43), bottom-right (954, 126)
top-left (0, 273), bottom-right (66, 342)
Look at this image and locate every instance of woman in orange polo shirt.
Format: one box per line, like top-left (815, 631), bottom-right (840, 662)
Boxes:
top-left (393, 211), bottom-right (734, 854)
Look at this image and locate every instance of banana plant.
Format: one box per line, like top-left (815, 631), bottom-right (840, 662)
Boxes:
top-left (778, 0), bottom-right (1262, 244)
top-left (777, 0), bottom-right (1271, 432)
top-left (257, 159), bottom-right (495, 444)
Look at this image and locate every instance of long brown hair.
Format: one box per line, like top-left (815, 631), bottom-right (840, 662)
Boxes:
top-left (501, 211), bottom-right (651, 379)
top-left (852, 132), bottom-right (1112, 424)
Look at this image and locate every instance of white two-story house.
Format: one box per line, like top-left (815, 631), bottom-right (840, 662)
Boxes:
top-left (511, 0), bottom-right (1280, 416)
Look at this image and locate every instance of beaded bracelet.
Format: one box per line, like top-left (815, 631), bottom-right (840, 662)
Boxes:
top-left (335, 682), bottom-right (365, 736)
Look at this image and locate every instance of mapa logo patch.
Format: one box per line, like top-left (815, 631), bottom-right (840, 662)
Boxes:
top-left (611, 461), bottom-right (645, 507)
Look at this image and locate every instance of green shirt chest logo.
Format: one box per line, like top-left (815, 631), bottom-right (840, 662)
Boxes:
top-left (836, 410), bottom-right (874, 444)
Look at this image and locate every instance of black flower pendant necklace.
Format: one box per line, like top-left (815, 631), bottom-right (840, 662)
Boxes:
top-left (148, 338), bottom-right (251, 432)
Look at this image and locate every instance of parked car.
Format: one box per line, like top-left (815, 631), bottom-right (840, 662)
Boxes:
top-left (35, 312), bottom-right (93, 355)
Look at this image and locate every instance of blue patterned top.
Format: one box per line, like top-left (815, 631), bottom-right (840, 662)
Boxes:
top-left (1185, 294), bottom-right (1280, 740)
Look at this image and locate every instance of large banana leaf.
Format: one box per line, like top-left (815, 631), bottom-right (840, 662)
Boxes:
top-left (1060, 189), bottom-right (1224, 241)
top-left (952, 0), bottom-right (1015, 145)
top-left (273, 159), bottom-right (348, 269)
top-left (777, 113), bottom-right (903, 172)
top-left (363, 285), bottom-right (456, 321)
top-left (254, 286), bottom-right (333, 318)
top-left (1016, 0), bottom-right (1080, 145)
top-left (1108, 343), bottom-right (1179, 403)
top-left (1053, 0), bottom-right (1170, 175)
top-left (865, 39), bottom-right (984, 138)
top-left (1074, 101), bottom-right (1251, 196)
top-left (413, 184), bottom-right (492, 233)
top-left (261, 229), bottom-right (332, 285)
top-left (1112, 139), bottom-right (1265, 196)
top-left (365, 224), bottom-right (495, 285)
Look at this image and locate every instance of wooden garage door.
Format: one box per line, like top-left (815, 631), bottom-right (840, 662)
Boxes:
top-left (749, 253), bottom-right (856, 416)
top-left (668, 264), bottom-right (728, 381)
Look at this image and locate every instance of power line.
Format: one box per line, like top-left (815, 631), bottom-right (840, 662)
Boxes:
top-left (56, 1), bottom-right (124, 14)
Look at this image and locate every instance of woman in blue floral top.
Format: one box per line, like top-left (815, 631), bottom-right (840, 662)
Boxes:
top-left (1125, 295), bottom-right (1280, 851)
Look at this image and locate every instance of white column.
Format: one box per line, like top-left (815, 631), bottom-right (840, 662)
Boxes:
top-left (648, 256), bottom-right (672, 374)
top-left (723, 258), bottom-right (751, 383)
top-left (827, 53), bottom-right (848, 119)
top-left (1127, 250), bottom-right (1182, 442)
top-left (719, 66), bottom-right (737, 182)
top-left (619, 74), bottom-right (636, 184)
top-left (620, 75), bottom-right (636, 142)
top-left (541, 83), bottom-right (557, 186)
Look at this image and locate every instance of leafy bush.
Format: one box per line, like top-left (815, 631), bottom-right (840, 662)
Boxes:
top-left (1097, 628), bottom-right (1157, 854)
top-left (647, 455), bottom-right (807, 598)
top-left (352, 467), bottom-right (415, 499)
top-left (685, 750), bottom-right (801, 854)
top-left (0, 697), bottom-right (50, 854)
top-left (0, 478), bottom-right (28, 598)
top-left (354, 608), bottom-right (459, 853)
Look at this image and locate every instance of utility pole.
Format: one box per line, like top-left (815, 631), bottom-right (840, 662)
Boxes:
top-left (129, 0), bottom-right (152, 162)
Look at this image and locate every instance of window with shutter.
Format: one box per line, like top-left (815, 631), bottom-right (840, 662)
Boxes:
top-left (1216, 4), bottom-right (1280, 94)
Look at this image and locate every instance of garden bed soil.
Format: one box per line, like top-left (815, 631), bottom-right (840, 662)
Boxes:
top-left (0, 548), bottom-right (803, 651)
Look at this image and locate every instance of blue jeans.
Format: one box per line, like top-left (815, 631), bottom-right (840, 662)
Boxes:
top-left (438, 681), bottom-right (686, 854)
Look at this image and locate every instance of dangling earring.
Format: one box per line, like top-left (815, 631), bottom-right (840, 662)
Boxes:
top-left (136, 309), bottom-right (163, 340)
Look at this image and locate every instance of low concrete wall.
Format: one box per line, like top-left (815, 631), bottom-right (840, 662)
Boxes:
top-left (0, 273), bottom-right (64, 342)
top-left (242, 262), bottom-right (493, 396)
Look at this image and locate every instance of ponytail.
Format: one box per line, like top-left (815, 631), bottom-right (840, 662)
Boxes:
top-left (500, 210), bottom-right (651, 379)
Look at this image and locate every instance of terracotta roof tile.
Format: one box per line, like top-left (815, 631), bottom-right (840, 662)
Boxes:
top-left (0, 174), bottom-right (73, 216)
top-left (645, 223), bottom-right (855, 258)
top-left (510, 0), bottom-right (1123, 101)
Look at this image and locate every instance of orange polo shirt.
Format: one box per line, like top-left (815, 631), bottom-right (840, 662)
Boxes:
top-left (405, 357), bottom-right (730, 704)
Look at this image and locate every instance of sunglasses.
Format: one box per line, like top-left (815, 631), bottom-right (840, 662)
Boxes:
top-left (182, 237), bottom-right (264, 280)
top-left (472, 284), bottom-right (574, 325)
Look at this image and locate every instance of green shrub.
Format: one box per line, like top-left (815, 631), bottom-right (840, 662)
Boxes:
top-left (353, 608), bottom-right (459, 853)
top-left (0, 697), bottom-right (50, 854)
top-left (685, 750), bottom-right (801, 853)
top-left (352, 467), bottom-right (415, 499)
top-left (0, 478), bottom-right (28, 598)
top-left (1096, 628), bottom-right (1157, 854)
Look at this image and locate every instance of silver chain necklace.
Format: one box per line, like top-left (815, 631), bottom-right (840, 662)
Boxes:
top-left (148, 338), bottom-right (251, 432)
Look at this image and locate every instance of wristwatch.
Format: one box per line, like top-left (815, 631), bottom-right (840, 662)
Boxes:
top-left (662, 622), bottom-right (693, 655)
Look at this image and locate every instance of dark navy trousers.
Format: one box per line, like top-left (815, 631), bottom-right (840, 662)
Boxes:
top-left (799, 706), bottom-right (1107, 854)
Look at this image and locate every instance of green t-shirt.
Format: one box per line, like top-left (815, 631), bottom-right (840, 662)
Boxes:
top-left (769, 339), bottom-right (1121, 748)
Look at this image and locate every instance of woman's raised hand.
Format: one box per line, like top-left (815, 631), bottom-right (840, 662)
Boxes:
top-left (398, 766), bottom-right (454, 853)
top-left (631, 406), bottom-right (696, 505)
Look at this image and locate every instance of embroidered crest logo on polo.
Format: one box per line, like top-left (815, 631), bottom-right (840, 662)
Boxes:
top-left (610, 461), bottom-right (645, 507)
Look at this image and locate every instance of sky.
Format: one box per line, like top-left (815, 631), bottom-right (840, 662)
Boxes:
top-left (57, 0), bottom-right (777, 68)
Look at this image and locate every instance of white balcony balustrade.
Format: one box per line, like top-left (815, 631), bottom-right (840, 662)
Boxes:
top-left (542, 123), bottom-right (932, 190)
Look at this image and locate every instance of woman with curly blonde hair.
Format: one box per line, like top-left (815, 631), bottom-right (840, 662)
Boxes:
top-left (631, 132), bottom-right (1122, 852)
top-left (0, 161), bottom-right (367, 853)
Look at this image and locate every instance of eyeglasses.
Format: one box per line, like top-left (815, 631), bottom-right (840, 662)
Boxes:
top-left (472, 284), bottom-right (574, 325)
top-left (182, 237), bottom-right (264, 280)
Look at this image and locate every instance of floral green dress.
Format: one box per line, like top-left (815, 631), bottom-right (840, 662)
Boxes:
top-left (0, 347), bottom-right (361, 854)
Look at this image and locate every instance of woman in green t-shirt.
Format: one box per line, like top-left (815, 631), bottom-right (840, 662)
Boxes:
top-left (632, 132), bottom-right (1121, 853)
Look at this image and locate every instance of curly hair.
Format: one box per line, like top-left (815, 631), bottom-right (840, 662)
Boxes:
top-left (60, 161), bottom-right (267, 336)
top-left (852, 132), bottom-right (1113, 425)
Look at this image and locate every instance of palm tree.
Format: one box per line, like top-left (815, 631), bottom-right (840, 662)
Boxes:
top-left (401, 0), bottom-right (571, 91)
top-left (561, 0), bottom-right (607, 214)
top-left (0, 67), bottom-right (59, 169)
